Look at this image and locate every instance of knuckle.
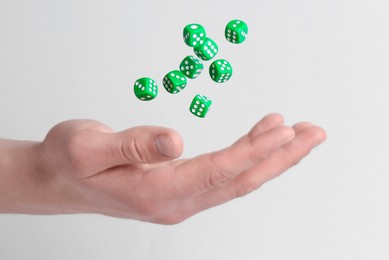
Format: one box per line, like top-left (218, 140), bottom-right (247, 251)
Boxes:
top-left (292, 156), bottom-right (304, 167)
top-left (206, 170), bottom-right (230, 189)
top-left (121, 136), bottom-right (146, 163)
top-left (235, 184), bottom-right (257, 198)
top-left (205, 153), bottom-right (233, 189)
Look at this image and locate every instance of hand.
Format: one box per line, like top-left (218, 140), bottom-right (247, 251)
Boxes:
top-left (1, 114), bottom-right (326, 224)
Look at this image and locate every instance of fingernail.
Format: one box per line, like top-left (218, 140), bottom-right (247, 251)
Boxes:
top-left (155, 135), bottom-right (176, 157)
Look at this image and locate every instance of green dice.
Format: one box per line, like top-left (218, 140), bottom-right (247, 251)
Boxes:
top-left (190, 94), bottom-right (212, 118)
top-left (225, 20), bottom-right (248, 44)
top-left (179, 55), bottom-right (204, 79)
top-left (183, 24), bottom-right (207, 47)
top-left (193, 37), bottom-right (218, 61)
top-left (134, 77), bottom-right (158, 101)
top-left (163, 70), bottom-right (187, 94)
top-left (209, 59), bottom-right (233, 83)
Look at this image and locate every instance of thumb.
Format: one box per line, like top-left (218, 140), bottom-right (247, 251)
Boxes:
top-left (82, 126), bottom-right (184, 172)
top-left (109, 126), bottom-right (184, 165)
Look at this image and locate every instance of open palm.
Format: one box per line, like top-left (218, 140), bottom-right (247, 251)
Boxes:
top-left (41, 113), bottom-right (326, 224)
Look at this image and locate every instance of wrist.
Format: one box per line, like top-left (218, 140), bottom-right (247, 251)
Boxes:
top-left (0, 139), bottom-right (57, 214)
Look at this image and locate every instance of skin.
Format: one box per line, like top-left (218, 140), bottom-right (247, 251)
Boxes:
top-left (0, 113), bottom-right (326, 224)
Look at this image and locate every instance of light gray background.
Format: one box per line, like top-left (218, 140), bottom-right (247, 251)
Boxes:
top-left (0, 0), bottom-right (388, 259)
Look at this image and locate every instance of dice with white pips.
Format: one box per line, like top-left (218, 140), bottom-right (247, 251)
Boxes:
top-left (179, 55), bottom-right (204, 79)
top-left (134, 77), bottom-right (158, 101)
top-left (193, 38), bottom-right (219, 61)
top-left (189, 94), bottom-right (212, 118)
top-left (209, 59), bottom-right (233, 83)
top-left (163, 70), bottom-right (187, 94)
top-left (183, 24), bottom-right (207, 47)
top-left (225, 20), bottom-right (248, 44)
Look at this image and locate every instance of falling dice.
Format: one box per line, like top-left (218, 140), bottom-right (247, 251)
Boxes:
top-left (179, 55), bottom-right (204, 79)
top-left (193, 38), bottom-right (218, 61)
top-left (225, 20), bottom-right (248, 44)
top-left (163, 70), bottom-right (187, 94)
top-left (183, 24), bottom-right (207, 47)
top-left (190, 94), bottom-right (212, 118)
top-left (134, 77), bottom-right (158, 101)
top-left (209, 59), bottom-right (233, 83)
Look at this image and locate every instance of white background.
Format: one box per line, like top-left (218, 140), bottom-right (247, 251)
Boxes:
top-left (1, 0), bottom-right (388, 259)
